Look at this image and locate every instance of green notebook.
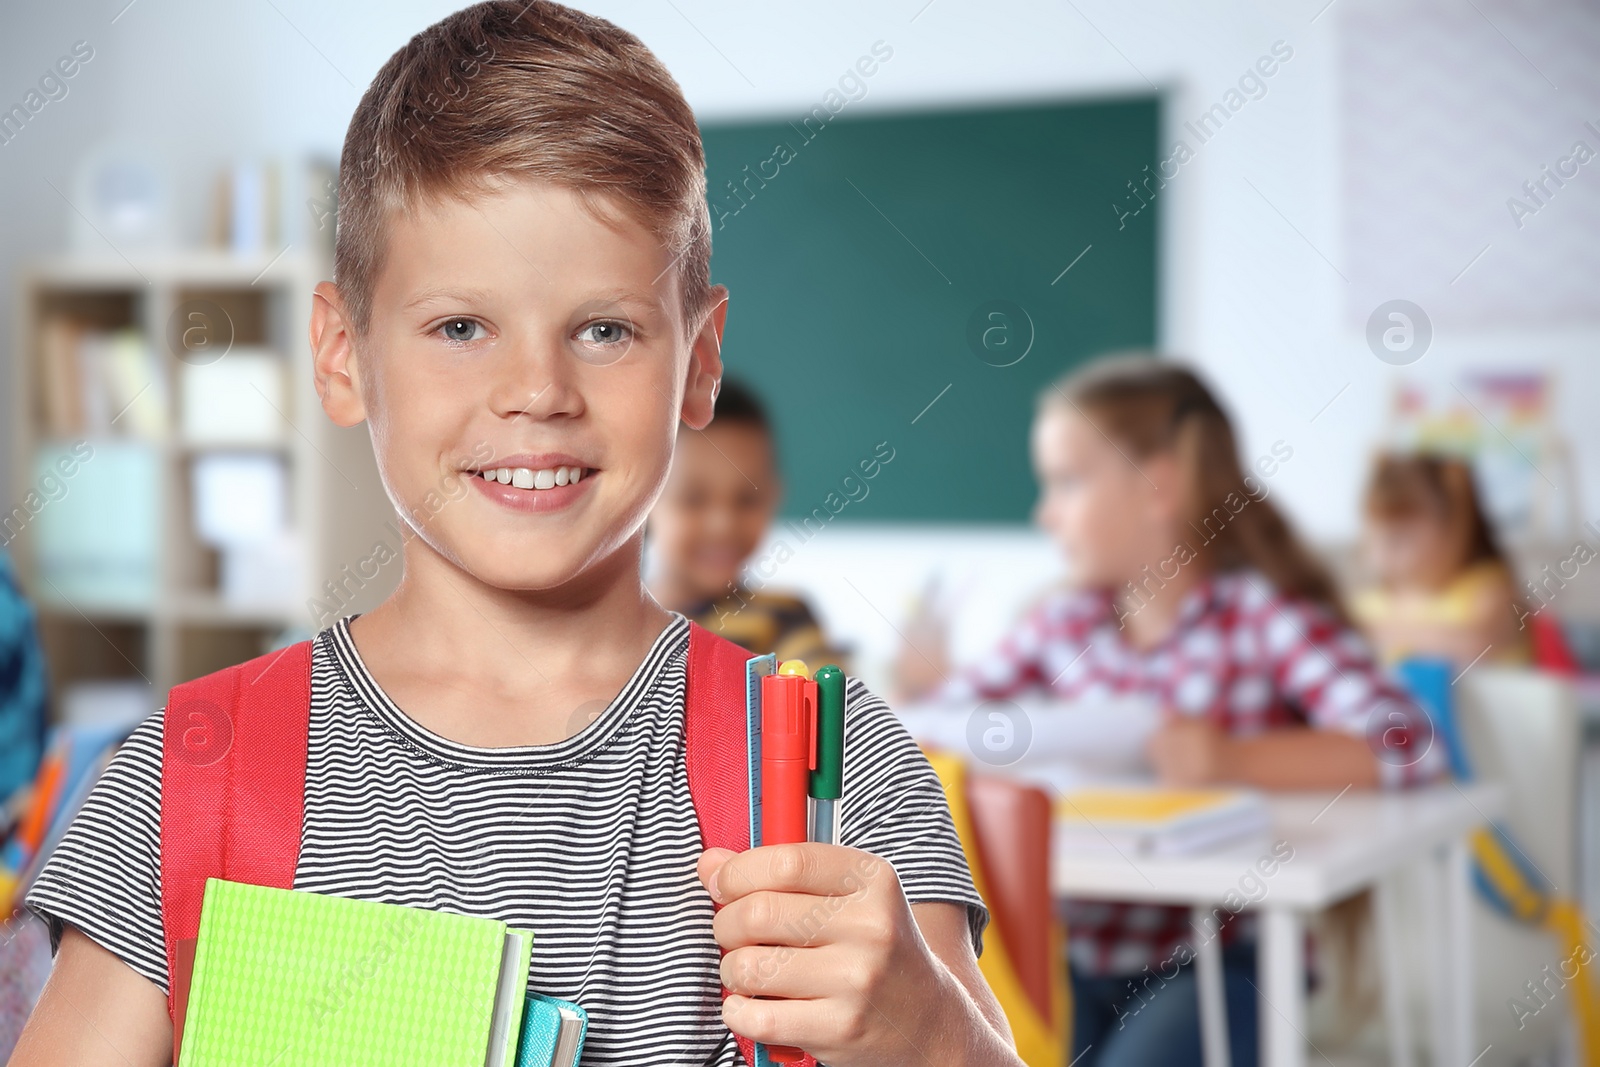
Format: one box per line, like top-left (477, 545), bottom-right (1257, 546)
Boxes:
top-left (177, 878), bottom-right (534, 1067)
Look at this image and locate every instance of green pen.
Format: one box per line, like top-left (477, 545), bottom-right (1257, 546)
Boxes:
top-left (809, 665), bottom-right (846, 845)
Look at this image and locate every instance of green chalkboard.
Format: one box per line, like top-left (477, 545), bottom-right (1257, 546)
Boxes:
top-left (701, 96), bottom-right (1160, 522)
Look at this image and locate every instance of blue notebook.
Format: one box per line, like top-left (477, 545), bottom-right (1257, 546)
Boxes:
top-left (516, 992), bottom-right (588, 1067)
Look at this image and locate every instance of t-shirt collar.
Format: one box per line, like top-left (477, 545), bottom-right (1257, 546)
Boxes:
top-left (322, 612), bottom-right (691, 771)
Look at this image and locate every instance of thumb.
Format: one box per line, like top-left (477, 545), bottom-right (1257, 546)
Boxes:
top-left (697, 847), bottom-right (737, 899)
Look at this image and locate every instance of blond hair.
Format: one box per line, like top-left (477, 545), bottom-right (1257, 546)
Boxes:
top-left (334, 1), bottom-right (713, 339)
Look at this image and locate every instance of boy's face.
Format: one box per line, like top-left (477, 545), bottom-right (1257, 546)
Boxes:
top-left (650, 422), bottom-right (779, 601)
top-left (312, 178), bottom-right (726, 594)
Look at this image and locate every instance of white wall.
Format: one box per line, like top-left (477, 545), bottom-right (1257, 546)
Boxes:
top-left (3, 0), bottom-right (1594, 547)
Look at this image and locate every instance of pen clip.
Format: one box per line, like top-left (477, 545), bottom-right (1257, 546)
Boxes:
top-left (806, 681), bottom-right (818, 774)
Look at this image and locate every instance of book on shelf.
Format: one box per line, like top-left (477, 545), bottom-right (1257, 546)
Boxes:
top-left (178, 347), bottom-right (287, 445)
top-left (38, 320), bottom-right (167, 439)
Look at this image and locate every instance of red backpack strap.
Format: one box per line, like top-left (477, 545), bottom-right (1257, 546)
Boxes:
top-left (684, 622), bottom-right (816, 1067)
top-left (684, 622), bottom-right (754, 853)
top-left (159, 640), bottom-right (313, 1027)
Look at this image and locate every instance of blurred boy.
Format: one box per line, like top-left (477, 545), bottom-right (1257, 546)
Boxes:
top-left (14, 4), bottom-right (1017, 1066)
top-left (649, 379), bottom-right (847, 668)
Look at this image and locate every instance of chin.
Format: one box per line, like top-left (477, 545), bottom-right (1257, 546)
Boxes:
top-left (1063, 557), bottom-right (1118, 591)
top-left (457, 551), bottom-right (593, 593)
top-left (694, 566), bottom-right (743, 599)
top-left (420, 516), bottom-right (632, 593)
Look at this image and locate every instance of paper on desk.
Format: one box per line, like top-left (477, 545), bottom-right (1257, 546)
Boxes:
top-left (896, 693), bottom-right (1161, 790)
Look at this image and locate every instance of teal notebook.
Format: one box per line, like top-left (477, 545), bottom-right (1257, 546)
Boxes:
top-left (177, 878), bottom-right (535, 1067)
top-left (515, 992), bottom-right (588, 1067)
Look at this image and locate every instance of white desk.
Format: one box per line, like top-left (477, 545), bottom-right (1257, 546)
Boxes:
top-left (1051, 782), bottom-right (1506, 1067)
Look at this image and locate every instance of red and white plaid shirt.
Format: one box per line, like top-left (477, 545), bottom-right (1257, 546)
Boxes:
top-left (938, 567), bottom-right (1447, 977)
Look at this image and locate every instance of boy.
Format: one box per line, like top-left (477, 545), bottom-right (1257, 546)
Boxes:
top-left (648, 379), bottom-right (849, 669)
top-left (14, 4), bottom-right (1022, 1065)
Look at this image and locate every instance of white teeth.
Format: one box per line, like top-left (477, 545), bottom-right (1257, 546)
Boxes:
top-left (479, 466), bottom-right (588, 489)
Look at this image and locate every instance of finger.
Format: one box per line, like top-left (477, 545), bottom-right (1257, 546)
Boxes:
top-left (711, 889), bottom-right (881, 951)
top-left (724, 990), bottom-right (908, 1060)
top-left (722, 992), bottom-right (822, 1052)
top-left (709, 843), bottom-right (888, 904)
top-left (720, 942), bottom-right (860, 999)
top-left (697, 847), bottom-right (738, 898)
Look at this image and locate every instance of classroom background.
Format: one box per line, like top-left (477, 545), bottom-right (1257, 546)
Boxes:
top-left (2, 1), bottom-right (1599, 1065)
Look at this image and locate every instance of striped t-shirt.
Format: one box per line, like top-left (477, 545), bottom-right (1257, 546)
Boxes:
top-left (25, 613), bottom-right (986, 1065)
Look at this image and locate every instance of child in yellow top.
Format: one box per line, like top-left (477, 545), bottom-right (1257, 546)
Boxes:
top-left (1352, 452), bottom-right (1531, 667)
top-left (647, 379), bottom-right (848, 669)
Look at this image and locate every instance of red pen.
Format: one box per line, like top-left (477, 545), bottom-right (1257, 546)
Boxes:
top-left (761, 660), bottom-right (816, 1064)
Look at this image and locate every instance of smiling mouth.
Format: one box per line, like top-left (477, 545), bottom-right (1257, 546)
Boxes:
top-left (471, 465), bottom-right (593, 490)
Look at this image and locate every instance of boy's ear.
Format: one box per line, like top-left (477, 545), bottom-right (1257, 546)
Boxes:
top-left (681, 285), bottom-right (729, 431)
top-left (309, 280), bottom-right (368, 428)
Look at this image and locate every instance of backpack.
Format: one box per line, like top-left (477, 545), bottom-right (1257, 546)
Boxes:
top-left (158, 621), bottom-right (812, 1067)
top-left (0, 550), bottom-right (49, 803)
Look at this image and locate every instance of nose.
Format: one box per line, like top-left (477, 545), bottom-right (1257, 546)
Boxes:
top-left (487, 334), bottom-right (585, 422)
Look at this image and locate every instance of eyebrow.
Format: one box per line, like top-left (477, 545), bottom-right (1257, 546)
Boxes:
top-left (402, 287), bottom-right (669, 316)
top-left (403, 286), bottom-right (500, 311)
top-left (581, 289), bottom-right (669, 315)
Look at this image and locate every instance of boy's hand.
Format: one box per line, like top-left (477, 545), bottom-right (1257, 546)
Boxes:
top-left (697, 843), bottom-right (1000, 1067)
top-left (1147, 718), bottom-right (1235, 786)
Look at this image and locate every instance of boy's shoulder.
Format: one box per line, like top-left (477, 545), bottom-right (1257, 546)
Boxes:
top-left (738, 588), bottom-right (818, 615)
top-left (22, 705), bottom-right (170, 993)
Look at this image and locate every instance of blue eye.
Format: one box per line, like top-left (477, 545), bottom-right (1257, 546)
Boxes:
top-left (438, 318), bottom-right (484, 344)
top-left (577, 320), bottom-right (632, 346)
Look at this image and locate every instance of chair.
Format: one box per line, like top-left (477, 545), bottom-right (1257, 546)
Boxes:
top-left (924, 748), bottom-right (1070, 1066)
top-left (1389, 667), bottom-right (1585, 1066)
top-left (1456, 667), bottom-right (1587, 1063)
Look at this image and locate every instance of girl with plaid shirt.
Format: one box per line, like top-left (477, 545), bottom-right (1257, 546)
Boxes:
top-left (901, 355), bottom-right (1446, 1067)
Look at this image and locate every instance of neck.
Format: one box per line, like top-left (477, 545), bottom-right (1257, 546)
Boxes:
top-left (1389, 559), bottom-right (1475, 595)
top-left (648, 569), bottom-right (729, 615)
top-left (1114, 558), bottom-right (1209, 650)
top-left (352, 521), bottom-right (672, 710)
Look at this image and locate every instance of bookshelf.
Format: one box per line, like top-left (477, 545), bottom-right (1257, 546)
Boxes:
top-left (9, 250), bottom-right (396, 710)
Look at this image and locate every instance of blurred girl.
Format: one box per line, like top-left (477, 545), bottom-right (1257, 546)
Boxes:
top-left (898, 355), bottom-right (1444, 1067)
top-left (1352, 452), bottom-right (1531, 668)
